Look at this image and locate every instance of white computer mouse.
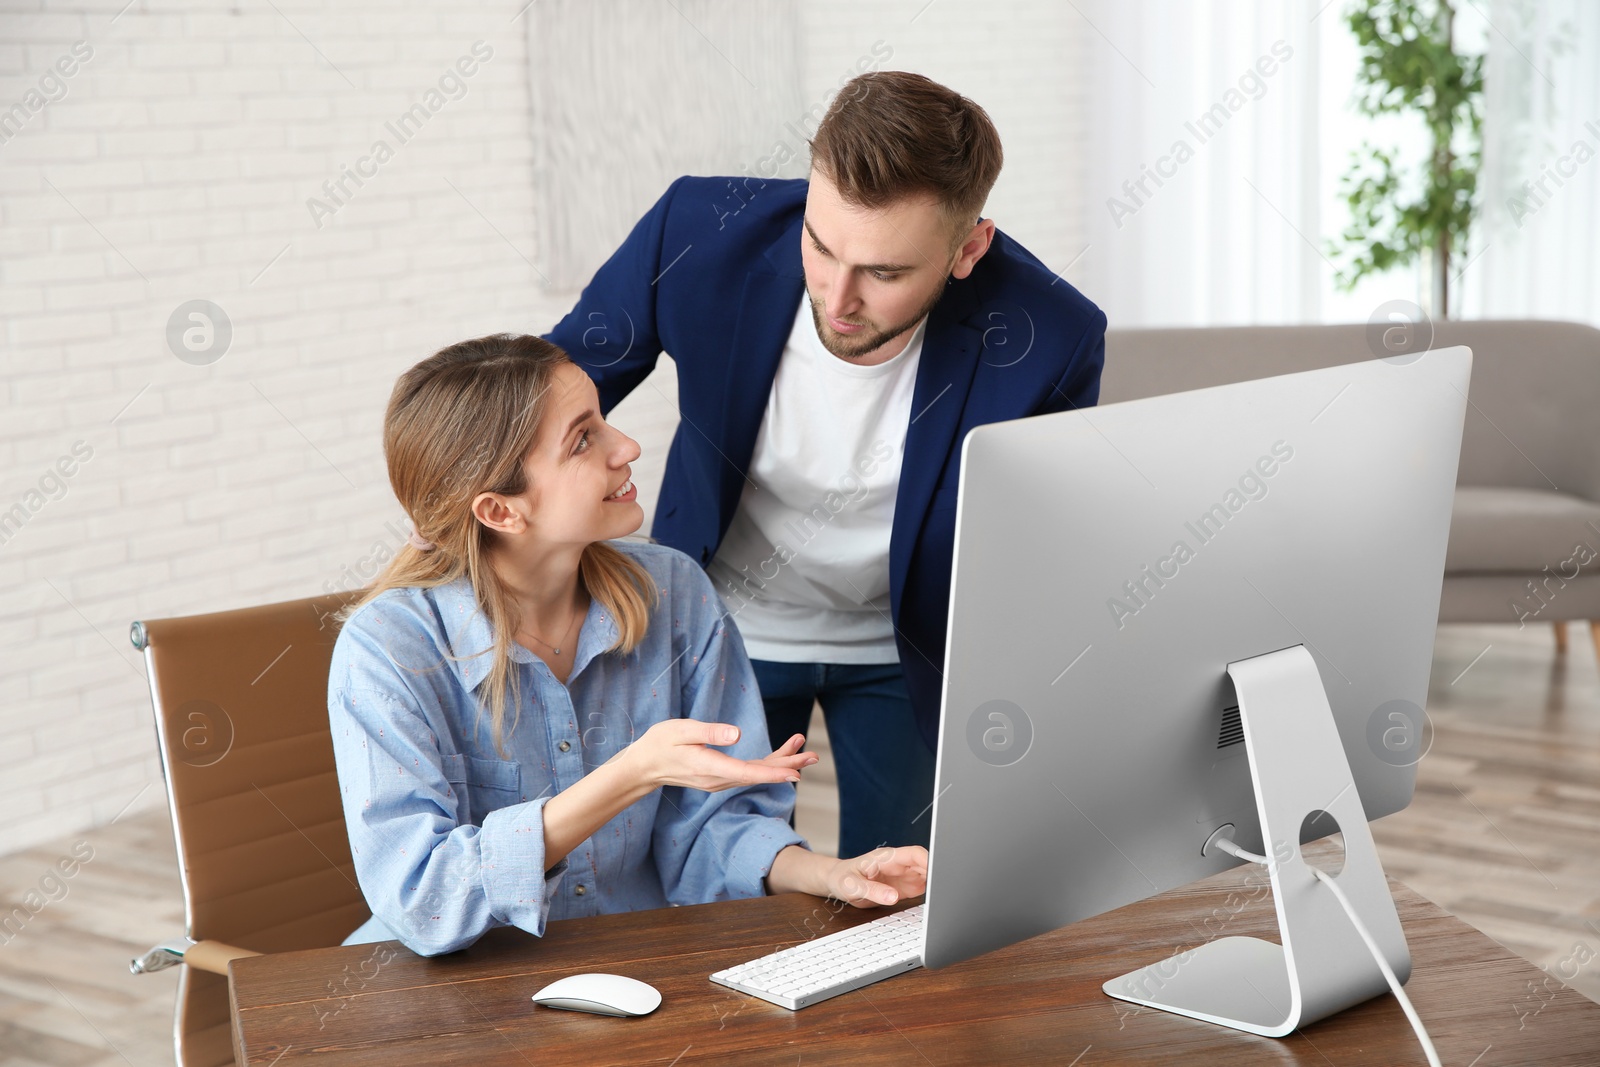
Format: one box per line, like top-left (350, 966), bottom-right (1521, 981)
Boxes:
top-left (530, 973), bottom-right (662, 1017)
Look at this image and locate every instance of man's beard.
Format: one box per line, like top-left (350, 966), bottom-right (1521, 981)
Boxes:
top-left (807, 274), bottom-right (950, 360)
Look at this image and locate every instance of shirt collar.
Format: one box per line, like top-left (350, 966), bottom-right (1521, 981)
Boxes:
top-left (432, 574), bottom-right (622, 693)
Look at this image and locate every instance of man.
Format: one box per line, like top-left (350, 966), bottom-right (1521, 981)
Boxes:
top-left (545, 71), bottom-right (1105, 858)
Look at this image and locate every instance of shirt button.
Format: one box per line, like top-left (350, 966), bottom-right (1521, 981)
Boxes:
top-left (558, 741), bottom-right (571, 752)
top-left (575, 884), bottom-right (586, 896)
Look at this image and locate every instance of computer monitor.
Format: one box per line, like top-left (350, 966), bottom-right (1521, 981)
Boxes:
top-left (918, 345), bottom-right (1472, 1037)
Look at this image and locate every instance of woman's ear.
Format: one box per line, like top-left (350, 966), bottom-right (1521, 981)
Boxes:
top-left (471, 491), bottom-right (525, 535)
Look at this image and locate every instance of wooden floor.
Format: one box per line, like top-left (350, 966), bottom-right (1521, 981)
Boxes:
top-left (0, 798), bottom-right (187, 1067)
top-left (1367, 622), bottom-right (1600, 1006)
top-left (2, 623), bottom-right (1596, 1064)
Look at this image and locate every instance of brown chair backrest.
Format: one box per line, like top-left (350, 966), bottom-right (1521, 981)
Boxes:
top-left (134, 590), bottom-right (370, 1067)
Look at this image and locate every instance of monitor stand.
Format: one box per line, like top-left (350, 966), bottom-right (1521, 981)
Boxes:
top-left (1102, 644), bottom-right (1412, 1037)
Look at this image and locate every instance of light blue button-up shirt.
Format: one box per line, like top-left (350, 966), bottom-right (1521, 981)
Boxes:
top-left (328, 538), bottom-right (806, 956)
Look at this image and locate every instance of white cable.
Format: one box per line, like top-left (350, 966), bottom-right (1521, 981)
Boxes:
top-left (1212, 836), bottom-right (1272, 867)
top-left (1212, 836), bottom-right (1441, 1067)
top-left (1306, 862), bottom-right (1440, 1067)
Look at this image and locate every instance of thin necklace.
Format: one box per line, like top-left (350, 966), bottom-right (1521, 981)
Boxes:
top-left (521, 602), bottom-right (583, 656)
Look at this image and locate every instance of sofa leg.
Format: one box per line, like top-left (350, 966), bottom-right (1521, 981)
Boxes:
top-left (1554, 620), bottom-right (1568, 655)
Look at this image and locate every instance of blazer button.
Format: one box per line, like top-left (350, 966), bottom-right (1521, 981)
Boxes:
top-left (558, 740), bottom-right (571, 752)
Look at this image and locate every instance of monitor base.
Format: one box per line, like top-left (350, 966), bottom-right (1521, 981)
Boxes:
top-left (1102, 644), bottom-right (1412, 1037)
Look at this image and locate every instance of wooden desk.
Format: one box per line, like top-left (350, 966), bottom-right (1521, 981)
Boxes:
top-left (230, 867), bottom-right (1600, 1066)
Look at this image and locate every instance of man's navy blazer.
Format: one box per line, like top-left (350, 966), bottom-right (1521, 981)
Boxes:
top-left (544, 175), bottom-right (1106, 748)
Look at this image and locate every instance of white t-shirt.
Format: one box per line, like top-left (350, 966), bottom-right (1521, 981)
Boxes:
top-left (706, 295), bottom-right (926, 663)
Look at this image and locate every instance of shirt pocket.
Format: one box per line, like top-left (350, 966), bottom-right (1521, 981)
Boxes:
top-left (440, 752), bottom-right (524, 825)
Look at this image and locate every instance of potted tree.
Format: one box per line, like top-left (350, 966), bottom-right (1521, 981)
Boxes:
top-left (1330, 0), bottom-right (1485, 318)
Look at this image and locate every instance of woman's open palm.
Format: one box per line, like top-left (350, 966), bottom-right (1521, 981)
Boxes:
top-left (628, 720), bottom-right (818, 793)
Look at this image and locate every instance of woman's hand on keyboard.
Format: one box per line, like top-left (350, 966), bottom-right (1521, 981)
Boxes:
top-left (827, 846), bottom-right (929, 909)
top-left (626, 720), bottom-right (819, 793)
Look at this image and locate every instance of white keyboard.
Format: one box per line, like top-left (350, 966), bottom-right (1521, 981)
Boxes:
top-left (710, 904), bottom-right (925, 1010)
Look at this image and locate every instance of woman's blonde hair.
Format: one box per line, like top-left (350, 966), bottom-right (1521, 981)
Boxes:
top-left (340, 333), bottom-right (657, 757)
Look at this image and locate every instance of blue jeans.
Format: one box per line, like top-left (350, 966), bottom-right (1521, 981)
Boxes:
top-left (748, 659), bottom-right (936, 859)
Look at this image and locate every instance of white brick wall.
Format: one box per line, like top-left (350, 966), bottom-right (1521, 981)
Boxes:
top-left (0, 0), bottom-right (578, 855)
top-left (0, 0), bottom-right (1090, 856)
top-left (797, 0), bottom-right (1090, 280)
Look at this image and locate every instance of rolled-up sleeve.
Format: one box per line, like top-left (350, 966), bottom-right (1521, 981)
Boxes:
top-left (650, 571), bottom-right (806, 904)
top-left (329, 649), bottom-right (569, 956)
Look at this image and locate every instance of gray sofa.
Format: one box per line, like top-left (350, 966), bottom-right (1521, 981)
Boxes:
top-left (1102, 320), bottom-right (1600, 658)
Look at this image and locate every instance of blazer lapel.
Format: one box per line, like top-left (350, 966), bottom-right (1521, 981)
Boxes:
top-left (889, 274), bottom-right (982, 617)
top-left (717, 217), bottom-right (806, 519)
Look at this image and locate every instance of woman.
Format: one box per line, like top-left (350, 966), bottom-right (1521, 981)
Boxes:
top-left (329, 333), bottom-right (927, 955)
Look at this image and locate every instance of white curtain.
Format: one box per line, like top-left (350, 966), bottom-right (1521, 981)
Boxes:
top-left (1076, 1), bottom-right (1325, 328)
top-left (1465, 0), bottom-right (1600, 325)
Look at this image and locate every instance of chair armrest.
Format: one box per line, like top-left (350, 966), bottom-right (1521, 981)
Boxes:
top-left (185, 939), bottom-right (263, 975)
top-left (130, 936), bottom-right (262, 976)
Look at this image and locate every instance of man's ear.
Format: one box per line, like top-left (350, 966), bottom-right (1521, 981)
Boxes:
top-left (950, 218), bottom-right (996, 280)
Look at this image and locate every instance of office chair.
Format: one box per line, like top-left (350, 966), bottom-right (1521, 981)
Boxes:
top-left (127, 590), bottom-right (370, 1067)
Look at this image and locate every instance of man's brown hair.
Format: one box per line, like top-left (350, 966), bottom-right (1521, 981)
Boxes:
top-left (809, 70), bottom-right (1003, 240)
